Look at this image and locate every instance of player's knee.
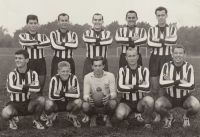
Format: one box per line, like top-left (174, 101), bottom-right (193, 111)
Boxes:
top-left (74, 98), bottom-right (83, 108)
top-left (82, 102), bottom-right (90, 112)
top-left (155, 100), bottom-right (163, 111)
top-left (2, 108), bottom-right (13, 120)
top-left (37, 96), bottom-right (46, 106)
top-left (108, 100), bottom-right (117, 109)
top-left (144, 96), bottom-right (154, 107)
top-left (191, 102), bottom-right (200, 114)
top-left (115, 107), bottom-right (126, 120)
top-left (45, 99), bottom-right (54, 110)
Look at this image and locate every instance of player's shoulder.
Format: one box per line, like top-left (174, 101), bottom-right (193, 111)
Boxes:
top-left (104, 71), bottom-right (115, 77)
top-left (184, 61), bottom-right (193, 68)
top-left (138, 65), bottom-right (149, 71)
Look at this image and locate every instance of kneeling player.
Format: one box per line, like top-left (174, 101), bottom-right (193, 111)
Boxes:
top-left (115, 48), bottom-right (154, 128)
top-left (155, 45), bottom-right (200, 128)
top-left (2, 50), bottom-right (45, 130)
top-left (82, 56), bottom-right (117, 127)
top-left (45, 61), bottom-right (82, 128)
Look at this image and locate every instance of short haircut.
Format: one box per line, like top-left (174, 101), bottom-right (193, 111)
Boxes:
top-left (155, 6), bottom-right (168, 15)
top-left (26, 14), bottom-right (38, 24)
top-left (91, 56), bottom-right (105, 65)
top-left (172, 45), bottom-right (186, 53)
top-left (58, 61), bottom-right (71, 70)
top-left (15, 49), bottom-right (29, 59)
top-left (126, 10), bottom-right (138, 18)
top-left (58, 13), bottom-right (69, 21)
top-left (93, 13), bottom-right (103, 21)
top-left (126, 47), bottom-right (138, 55)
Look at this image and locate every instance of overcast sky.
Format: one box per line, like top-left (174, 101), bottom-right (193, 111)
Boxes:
top-left (0, 0), bottom-right (199, 36)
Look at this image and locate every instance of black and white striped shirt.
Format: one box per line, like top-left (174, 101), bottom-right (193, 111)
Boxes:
top-left (115, 26), bottom-right (147, 53)
top-left (19, 32), bottom-right (51, 59)
top-left (160, 61), bottom-right (195, 98)
top-left (50, 29), bottom-right (78, 59)
top-left (148, 24), bottom-right (177, 56)
top-left (49, 74), bottom-right (80, 101)
top-left (82, 28), bottom-right (113, 58)
top-left (117, 65), bottom-right (150, 101)
top-left (7, 68), bottom-right (40, 102)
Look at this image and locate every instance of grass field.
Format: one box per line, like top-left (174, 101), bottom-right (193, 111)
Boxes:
top-left (0, 48), bottom-right (200, 137)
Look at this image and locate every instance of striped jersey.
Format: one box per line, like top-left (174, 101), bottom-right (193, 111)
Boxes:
top-left (148, 24), bottom-right (177, 55)
top-left (7, 68), bottom-right (40, 102)
top-left (117, 65), bottom-right (150, 101)
top-left (19, 32), bottom-right (51, 59)
top-left (82, 28), bottom-right (113, 58)
top-left (159, 61), bottom-right (195, 98)
top-left (50, 29), bottom-right (78, 59)
top-left (115, 26), bottom-right (147, 54)
top-left (49, 73), bottom-right (80, 101)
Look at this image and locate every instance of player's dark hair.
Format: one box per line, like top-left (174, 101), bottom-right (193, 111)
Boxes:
top-left (58, 13), bottom-right (69, 21)
top-left (26, 15), bottom-right (38, 24)
top-left (93, 13), bottom-right (103, 21)
top-left (126, 10), bottom-right (138, 18)
top-left (15, 49), bottom-right (29, 59)
top-left (172, 45), bottom-right (186, 53)
top-left (155, 6), bottom-right (168, 15)
top-left (91, 56), bottom-right (105, 65)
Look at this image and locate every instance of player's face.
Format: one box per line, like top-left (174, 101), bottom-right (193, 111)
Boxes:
top-left (27, 20), bottom-right (38, 33)
top-left (126, 13), bottom-right (138, 27)
top-left (58, 15), bottom-right (69, 29)
top-left (15, 54), bottom-right (28, 68)
top-left (92, 60), bottom-right (104, 76)
top-left (172, 48), bottom-right (185, 64)
top-left (58, 66), bottom-right (71, 81)
top-left (126, 50), bottom-right (138, 65)
top-left (156, 10), bottom-right (168, 25)
top-left (92, 15), bottom-right (104, 30)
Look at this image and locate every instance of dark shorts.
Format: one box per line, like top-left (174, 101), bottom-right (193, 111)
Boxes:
top-left (82, 57), bottom-right (108, 79)
top-left (51, 56), bottom-right (75, 77)
top-left (120, 98), bottom-right (140, 113)
top-left (119, 53), bottom-right (142, 68)
top-left (54, 99), bottom-right (70, 112)
top-left (149, 54), bottom-right (172, 77)
top-left (28, 58), bottom-right (47, 76)
top-left (6, 99), bottom-right (31, 116)
top-left (163, 94), bottom-right (191, 108)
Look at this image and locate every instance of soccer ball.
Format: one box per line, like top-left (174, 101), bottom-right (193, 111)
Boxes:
top-left (92, 87), bottom-right (104, 108)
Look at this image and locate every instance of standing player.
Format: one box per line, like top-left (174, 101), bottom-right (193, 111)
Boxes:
top-left (50, 13), bottom-right (78, 76)
top-left (155, 45), bottom-right (199, 128)
top-left (45, 61), bottom-right (82, 128)
top-left (82, 56), bottom-right (117, 127)
top-left (115, 10), bottom-right (147, 68)
top-left (82, 13), bottom-right (113, 122)
top-left (19, 14), bottom-right (51, 96)
top-left (148, 7), bottom-right (177, 121)
top-left (2, 50), bottom-right (45, 130)
top-left (115, 10), bottom-right (147, 121)
top-left (116, 48), bottom-right (154, 128)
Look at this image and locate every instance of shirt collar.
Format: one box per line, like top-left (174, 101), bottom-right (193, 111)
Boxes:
top-left (156, 24), bottom-right (169, 28)
top-left (27, 31), bottom-right (38, 35)
top-left (172, 61), bottom-right (185, 67)
top-left (127, 25), bottom-right (137, 28)
top-left (90, 71), bottom-right (107, 77)
top-left (92, 28), bottom-right (104, 32)
top-left (58, 28), bottom-right (69, 33)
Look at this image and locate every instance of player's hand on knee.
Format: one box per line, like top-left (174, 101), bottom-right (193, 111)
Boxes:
top-left (102, 94), bottom-right (111, 105)
top-left (87, 96), bottom-right (94, 106)
top-left (163, 74), bottom-right (171, 80)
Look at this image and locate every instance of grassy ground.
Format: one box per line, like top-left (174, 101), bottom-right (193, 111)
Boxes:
top-left (0, 48), bottom-right (200, 137)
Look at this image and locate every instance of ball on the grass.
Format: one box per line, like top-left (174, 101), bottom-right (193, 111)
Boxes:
top-left (92, 87), bottom-right (104, 108)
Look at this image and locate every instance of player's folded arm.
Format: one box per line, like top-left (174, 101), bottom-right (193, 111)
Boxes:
top-left (99, 35), bottom-right (113, 46)
top-left (50, 32), bottom-right (66, 51)
top-left (49, 78), bottom-right (63, 100)
top-left (7, 72), bottom-right (23, 93)
top-left (36, 34), bottom-right (51, 49)
top-left (65, 76), bottom-right (80, 98)
top-left (147, 28), bottom-right (162, 48)
top-left (115, 30), bottom-right (130, 44)
top-left (62, 32), bottom-right (78, 49)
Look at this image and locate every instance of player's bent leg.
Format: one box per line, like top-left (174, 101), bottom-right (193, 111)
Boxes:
top-left (137, 96), bottom-right (154, 124)
top-left (45, 99), bottom-right (58, 127)
top-left (104, 99), bottom-right (117, 127)
top-left (115, 103), bottom-right (131, 121)
top-left (151, 76), bottom-right (160, 100)
top-left (182, 96), bottom-right (200, 127)
top-left (38, 75), bottom-right (46, 96)
top-left (2, 106), bottom-right (18, 120)
top-left (155, 96), bottom-right (175, 128)
top-left (66, 99), bottom-right (82, 128)
top-left (28, 96), bottom-right (45, 130)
